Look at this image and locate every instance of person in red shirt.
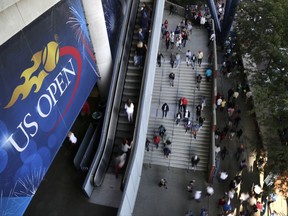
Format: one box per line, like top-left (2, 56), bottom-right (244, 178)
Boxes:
top-left (164, 19), bottom-right (168, 29)
top-left (153, 135), bottom-right (161, 149)
top-left (81, 101), bottom-right (90, 117)
top-left (182, 97), bottom-right (188, 111)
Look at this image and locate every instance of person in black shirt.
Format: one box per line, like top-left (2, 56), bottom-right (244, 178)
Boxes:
top-left (161, 103), bottom-right (169, 118)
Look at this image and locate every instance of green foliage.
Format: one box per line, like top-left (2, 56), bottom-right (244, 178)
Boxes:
top-left (266, 145), bottom-right (288, 176)
top-left (235, 0), bottom-right (288, 175)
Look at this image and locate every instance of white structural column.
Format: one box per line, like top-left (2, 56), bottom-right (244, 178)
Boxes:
top-left (82, 0), bottom-right (113, 102)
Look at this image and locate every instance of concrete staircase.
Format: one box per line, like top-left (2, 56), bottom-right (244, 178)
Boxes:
top-left (144, 59), bottom-right (212, 171)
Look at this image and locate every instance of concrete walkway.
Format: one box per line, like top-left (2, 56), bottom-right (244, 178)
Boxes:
top-left (134, 7), bottom-right (287, 216)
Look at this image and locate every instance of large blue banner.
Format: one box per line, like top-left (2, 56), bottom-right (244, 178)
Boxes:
top-left (102, 0), bottom-right (129, 58)
top-left (0, 0), bottom-right (98, 214)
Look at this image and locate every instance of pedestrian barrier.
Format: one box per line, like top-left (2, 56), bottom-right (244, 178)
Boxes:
top-left (73, 123), bottom-right (94, 169)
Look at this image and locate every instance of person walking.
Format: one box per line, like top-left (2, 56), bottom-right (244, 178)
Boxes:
top-left (175, 52), bottom-right (181, 68)
top-left (191, 155), bottom-right (200, 170)
top-left (201, 96), bottom-right (206, 111)
top-left (196, 74), bottom-right (202, 90)
top-left (169, 4), bottom-right (174, 15)
top-left (193, 190), bottom-right (202, 202)
top-left (219, 170), bottom-right (229, 183)
top-left (165, 33), bottom-right (170, 50)
top-left (198, 116), bottom-right (205, 128)
top-left (208, 51), bottom-right (213, 64)
top-left (176, 35), bottom-right (182, 51)
top-left (153, 135), bottom-right (161, 149)
top-left (236, 129), bottom-right (243, 139)
top-left (159, 178), bottom-right (168, 189)
top-left (163, 145), bottom-right (171, 158)
top-left (125, 99), bottom-right (134, 122)
top-left (164, 19), bottom-right (168, 29)
top-left (239, 159), bottom-right (247, 171)
top-left (114, 153), bottom-right (127, 178)
top-left (145, 138), bottom-right (150, 151)
top-left (191, 54), bottom-right (197, 69)
top-left (136, 41), bottom-right (146, 68)
top-left (158, 125), bottom-right (166, 137)
top-left (121, 138), bottom-right (131, 153)
top-left (161, 103), bottom-right (169, 118)
top-left (157, 52), bottom-right (164, 67)
top-left (196, 104), bottom-right (202, 120)
top-left (215, 144), bottom-right (221, 156)
top-left (206, 185), bottom-right (214, 197)
top-left (192, 123), bottom-right (199, 139)
top-left (227, 87), bottom-right (235, 101)
top-left (170, 53), bottom-right (176, 68)
top-left (178, 97), bottom-right (184, 112)
top-left (169, 72), bottom-right (175, 87)
top-left (233, 115), bottom-right (241, 128)
top-left (185, 120), bottom-right (192, 134)
top-left (184, 109), bottom-right (191, 123)
top-left (182, 31), bottom-right (188, 47)
top-left (81, 101), bottom-right (91, 117)
top-left (221, 98), bottom-right (227, 111)
top-left (221, 146), bottom-right (228, 160)
top-left (170, 31), bottom-right (175, 49)
top-left (175, 111), bottom-right (182, 125)
top-left (138, 28), bottom-right (145, 42)
top-left (236, 144), bottom-right (244, 161)
top-left (161, 24), bottom-right (166, 39)
top-left (207, 31), bottom-right (215, 46)
top-left (186, 50), bottom-right (192, 66)
top-left (187, 180), bottom-right (196, 193)
top-left (216, 97), bottom-right (222, 110)
top-left (205, 68), bottom-right (212, 82)
top-left (197, 50), bottom-right (203, 67)
top-left (182, 97), bottom-right (188, 111)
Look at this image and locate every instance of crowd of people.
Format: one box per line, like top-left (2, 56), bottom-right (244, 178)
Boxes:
top-left (133, 2), bottom-right (280, 216)
top-left (144, 2), bottom-right (216, 163)
top-left (114, 3), bottom-right (154, 179)
top-left (209, 25), bottom-right (275, 215)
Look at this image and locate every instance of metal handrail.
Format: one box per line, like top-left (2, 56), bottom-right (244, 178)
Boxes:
top-left (208, 19), bottom-right (217, 183)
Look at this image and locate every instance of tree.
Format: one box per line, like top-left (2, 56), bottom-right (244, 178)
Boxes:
top-left (235, 0), bottom-right (288, 128)
top-left (235, 0), bottom-right (288, 179)
top-left (265, 145), bottom-right (288, 176)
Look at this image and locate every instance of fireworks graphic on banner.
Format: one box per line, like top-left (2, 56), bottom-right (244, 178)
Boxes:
top-left (102, 0), bottom-right (126, 56)
top-left (67, 3), bottom-right (100, 78)
top-left (103, 0), bottom-right (116, 38)
top-left (14, 167), bottom-right (46, 197)
top-left (66, 4), bottom-right (89, 43)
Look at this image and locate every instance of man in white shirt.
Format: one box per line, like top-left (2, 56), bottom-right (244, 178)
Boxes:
top-left (215, 144), bottom-right (221, 155)
top-left (253, 184), bottom-right (263, 195)
top-left (175, 53), bottom-right (181, 68)
top-left (207, 31), bottom-right (215, 46)
top-left (121, 139), bottom-right (131, 153)
top-left (240, 192), bottom-right (250, 203)
top-left (125, 99), bottom-right (134, 122)
top-left (217, 97), bottom-right (223, 110)
top-left (219, 171), bottom-right (228, 182)
top-left (206, 185), bottom-right (214, 197)
top-left (186, 50), bottom-right (192, 66)
top-left (193, 190), bottom-right (202, 202)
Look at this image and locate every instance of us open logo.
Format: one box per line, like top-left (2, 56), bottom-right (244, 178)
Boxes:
top-left (5, 39), bottom-right (82, 153)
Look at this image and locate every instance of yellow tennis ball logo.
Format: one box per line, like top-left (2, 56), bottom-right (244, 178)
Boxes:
top-left (42, 41), bottom-right (60, 72)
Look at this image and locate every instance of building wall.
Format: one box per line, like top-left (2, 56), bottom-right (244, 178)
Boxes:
top-left (0, 0), bottom-right (59, 46)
